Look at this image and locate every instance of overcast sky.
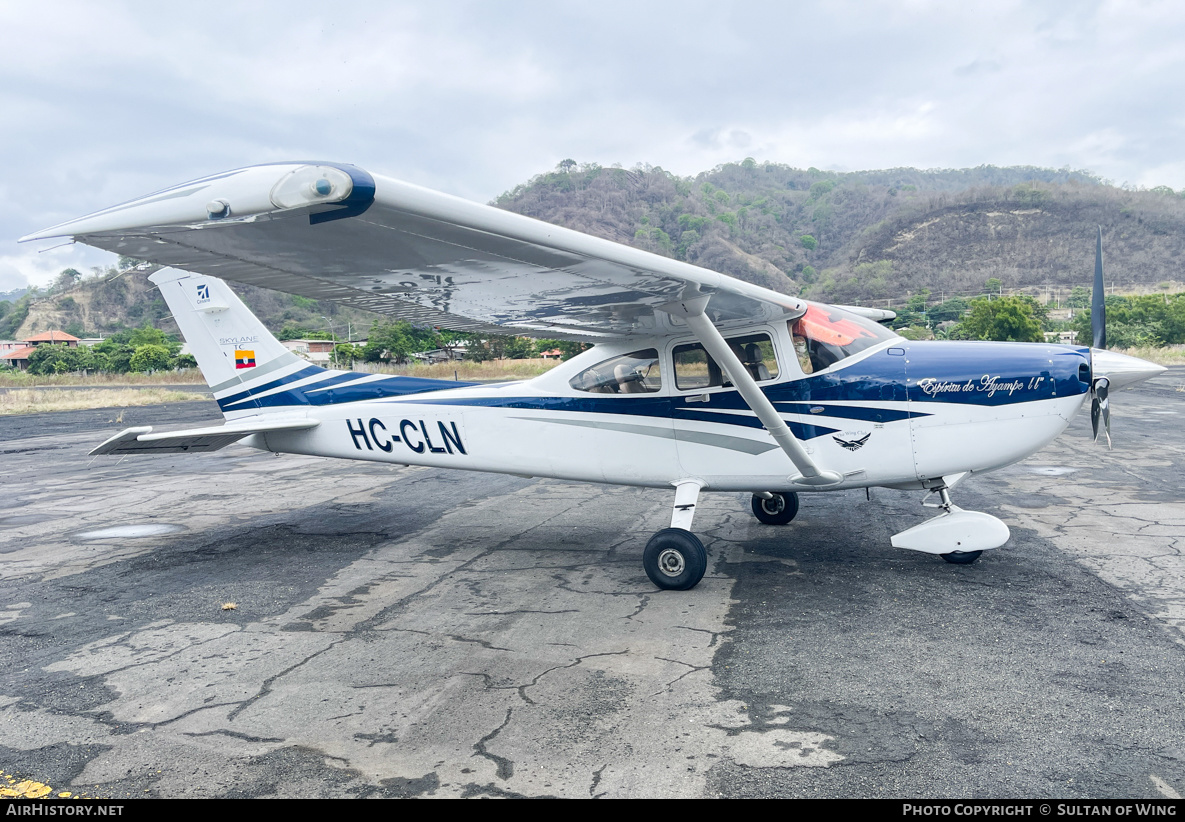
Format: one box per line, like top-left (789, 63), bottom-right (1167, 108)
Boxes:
top-left (3, 0), bottom-right (1184, 291)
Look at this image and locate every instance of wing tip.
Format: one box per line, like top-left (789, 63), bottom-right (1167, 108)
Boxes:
top-left (19, 227), bottom-right (65, 243)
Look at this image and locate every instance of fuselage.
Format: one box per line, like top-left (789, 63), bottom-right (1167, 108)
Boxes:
top-left (230, 324), bottom-right (1092, 494)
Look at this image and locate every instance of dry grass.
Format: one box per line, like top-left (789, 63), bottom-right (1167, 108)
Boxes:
top-left (0, 369), bottom-right (206, 388)
top-left (357, 357), bottom-right (562, 381)
top-left (1113, 346), bottom-right (1185, 366)
top-left (0, 388), bottom-right (202, 416)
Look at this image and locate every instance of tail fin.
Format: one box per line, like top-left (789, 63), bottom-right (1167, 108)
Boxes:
top-left (151, 269), bottom-right (324, 417)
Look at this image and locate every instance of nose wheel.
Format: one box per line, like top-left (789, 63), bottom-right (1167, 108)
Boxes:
top-left (751, 491), bottom-right (799, 524)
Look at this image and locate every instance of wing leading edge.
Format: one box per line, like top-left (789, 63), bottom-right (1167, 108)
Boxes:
top-left (24, 162), bottom-right (810, 340)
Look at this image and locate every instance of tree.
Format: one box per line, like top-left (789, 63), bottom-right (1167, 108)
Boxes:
top-left (52, 268), bottom-right (82, 293)
top-left (535, 340), bottom-right (590, 360)
top-left (28, 344), bottom-right (92, 375)
top-left (800, 234), bottom-right (818, 251)
top-left (1066, 286), bottom-right (1091, 309)
top-left (897, 325), bottom-right (933, 340)
top-left (984, 277), bottom-right (1003, 296)
top-left (278, 323), bottom-right (335, 341)
top-left (363, 320), bottom-right (440, 363)
top-left (503, 336), bottom-right (535, 359)
top-left (0, 296), bottom-right (30, 339)
top-left (952, 297), bottom-right (1043, 342)
top-left (129, 323), bottom-right (172, 349)
top-left (333, 342), bottom-right (365, 366)
top-left (1068, 293), bottom-right (1185, 347)
top-left (907, 288), bottom-right (932, 312)
top-left (809, 180), bottom-right (835, 199)
top-left (363, 321), bottom-right (416, 363)
top-left (557, 159), bottom-right (577, 173)
top-left (928, 296), bottom-right (970, 325)
top-left (130, 344), bottom-right (171, 372)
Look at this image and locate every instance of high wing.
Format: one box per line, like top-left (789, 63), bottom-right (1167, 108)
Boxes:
top-left (22, 162), bottom-right (834, 341)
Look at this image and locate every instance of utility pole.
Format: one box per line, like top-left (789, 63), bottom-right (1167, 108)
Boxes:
top-left (323, 316), bottom-right (337, 369)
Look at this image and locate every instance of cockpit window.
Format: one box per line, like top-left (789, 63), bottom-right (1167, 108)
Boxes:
top-left (789, 304), bottom-right (897, 374)
top-left (569, 349), bottom-right (661, 394)
top-left (673, 333), bottom-right (779, 390)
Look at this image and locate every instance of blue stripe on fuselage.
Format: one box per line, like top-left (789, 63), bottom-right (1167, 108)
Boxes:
top-left (900, 341), bottom-right (1090, 406)
top-left (216, 368), bottom-right (479, 412)
top-left (423, 394), bottom-right (842, 440)
top-left (212, 343), bottom-right (1089, 437)
top-left (218, 367), bottom-right (362, 409)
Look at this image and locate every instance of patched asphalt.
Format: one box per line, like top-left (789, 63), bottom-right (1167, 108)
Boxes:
top-left (1, 370), bottom-right (1182, 798)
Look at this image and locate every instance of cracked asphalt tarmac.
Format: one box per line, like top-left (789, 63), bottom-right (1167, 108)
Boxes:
top-left (1, 369), bottom-right (1183, 798)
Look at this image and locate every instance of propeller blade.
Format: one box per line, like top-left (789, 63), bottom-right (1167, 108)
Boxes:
top-left (1092, 377), bottom-right (1111, 448)
top-left (1092, 226), bottom-right (1106, 349)
top-left (1100, 384), bottom-right (1111, 450)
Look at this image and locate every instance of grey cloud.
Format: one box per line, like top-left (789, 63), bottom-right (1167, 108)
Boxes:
top-left (4, 1), bottom-right (1185, 286)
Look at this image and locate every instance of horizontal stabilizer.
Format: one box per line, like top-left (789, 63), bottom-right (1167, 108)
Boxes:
top-left (90, 419), bottom-right (319, 456)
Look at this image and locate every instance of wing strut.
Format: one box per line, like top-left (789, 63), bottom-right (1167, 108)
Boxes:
top-left (661, 294), bottom-right (842, 487)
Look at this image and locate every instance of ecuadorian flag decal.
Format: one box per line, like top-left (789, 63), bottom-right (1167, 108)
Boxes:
top-left (235, 349), bottom-right (256, 369)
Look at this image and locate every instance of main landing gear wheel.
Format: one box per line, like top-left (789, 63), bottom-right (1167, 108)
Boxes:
top-left (751, 492), bottom-right (799, 525)
top-left (643, 528), bottom-right (707, 591)
top-left (941, 550), bottom-right (983, 565)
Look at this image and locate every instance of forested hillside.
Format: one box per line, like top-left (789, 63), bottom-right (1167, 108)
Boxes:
top-left (6, 160), bottom-right (1184, 347)
top-left (1, 264), bottom-right (377, 342)
top-left (495, 160), bottom-right (1185, 305)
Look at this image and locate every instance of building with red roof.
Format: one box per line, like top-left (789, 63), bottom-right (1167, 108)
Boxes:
top-left (21, 331), bottom-right (80, 346)
top-left (0, 330), bottom-right (81, 371)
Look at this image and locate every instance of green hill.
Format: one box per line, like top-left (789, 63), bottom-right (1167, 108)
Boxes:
top-left (5, 265), bottom-right (378, 343)
top-left (6, 161), bottom-right (1184, 342)
top-left (495, 160), bottom-right (1185, 305)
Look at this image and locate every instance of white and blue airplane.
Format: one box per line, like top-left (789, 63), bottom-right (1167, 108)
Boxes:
top-left (22, 162), bottom-right (1165, 590)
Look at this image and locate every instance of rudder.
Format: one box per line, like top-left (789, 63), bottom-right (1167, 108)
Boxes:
top-left (151, 269), bottom-right (322, 416)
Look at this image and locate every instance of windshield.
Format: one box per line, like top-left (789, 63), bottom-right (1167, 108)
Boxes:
top-left (789, 303), bottom-right (897, 374)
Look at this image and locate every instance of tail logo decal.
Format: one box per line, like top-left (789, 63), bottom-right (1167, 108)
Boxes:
top-left (235, 350), bottom-right (257, 369)
top-left (196, 283), bottom-right (211, 303)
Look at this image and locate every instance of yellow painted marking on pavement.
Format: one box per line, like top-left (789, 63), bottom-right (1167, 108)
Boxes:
top-left (0, 769), bottom-right (91, 799)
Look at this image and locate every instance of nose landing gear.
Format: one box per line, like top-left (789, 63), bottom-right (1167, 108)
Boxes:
top-left (891, 480), bottom-right (1009, 564)
top-left (750, 491), bottom-right (799, 525)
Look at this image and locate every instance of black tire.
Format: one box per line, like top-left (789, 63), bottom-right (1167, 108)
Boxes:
top-left (643, 528), bottom-right (707, 591)
top-left (750, 492), bottom-right (800, 525)
top-left (941, 550), bottom-right (983, 565)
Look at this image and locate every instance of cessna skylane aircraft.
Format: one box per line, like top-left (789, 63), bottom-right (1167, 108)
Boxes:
top-left (22, 162), bottom-right (1166, 590)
